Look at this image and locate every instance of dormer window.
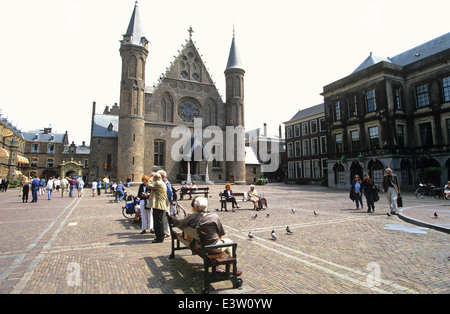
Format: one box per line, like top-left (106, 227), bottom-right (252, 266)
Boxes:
top-left (108, 123), bottom-right (114, 131)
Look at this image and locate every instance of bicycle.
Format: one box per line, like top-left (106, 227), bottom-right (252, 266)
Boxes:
top-left (415, 183), bottom-right (443, 199)
top-left (122, 195), bottom-right (139, 219)
top-left (170, 188), bottom-right (186, 218)
top-left (122, 190), bottom-right (187, 220)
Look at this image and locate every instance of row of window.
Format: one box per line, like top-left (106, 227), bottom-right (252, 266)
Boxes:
top-left (286, 118), bottom-right (325, 139)
top-left (287, 159), bottom-right (327, 180)
top-left (29, 158), bottom-right (89, 169)
top-left (331, 118), bottom-right (450, 154)
top-left (287, 136), bottom-right (327, 158)
top-left (30, 143), bottom-right (56, 154)
top-left (334, 126), bottom-right (380, 154)
top-left (330, 76), bottom-right (450, 122)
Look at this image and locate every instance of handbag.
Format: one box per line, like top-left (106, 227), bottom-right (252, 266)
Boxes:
top-left (397, 195), bottom-right (403, 208)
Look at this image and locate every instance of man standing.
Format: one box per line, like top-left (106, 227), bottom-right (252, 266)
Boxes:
top-left (146, 172), bottom-right (167, 243)
top-left (157, 170), bottom-right (173, 237)
top-left (382, 168), bottom-right (401, 215)
top-left (31, 176), bottom-right (40, 202)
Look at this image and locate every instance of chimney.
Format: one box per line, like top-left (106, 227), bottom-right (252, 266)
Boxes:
top-left (82, 141), bottom-right (86, 147)
top-left (279, 124), bottom-right (282, 139)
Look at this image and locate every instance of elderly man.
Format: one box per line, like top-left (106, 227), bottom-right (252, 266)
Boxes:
top-left (382, 168), bottom-right (401, 215)
top-left (147, 172), bottom-right (167, 243)
top-left (157, 170), bottom-right (173, 237)
top-left (170, 197), bottom-right (235, 256)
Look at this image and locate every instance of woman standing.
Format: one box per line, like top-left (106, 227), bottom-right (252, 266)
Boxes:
top-left (362, 173), bottom-right (376, 212)
top-left (350, 175), bottom-right (363, 210)
top-left (138, 175), bottom-right (153, 234)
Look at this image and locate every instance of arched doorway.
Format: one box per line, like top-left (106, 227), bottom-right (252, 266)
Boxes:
top-left (350, 161), bottom-right (363, 183)
top-left (60, 159), bottom-right (83, 179)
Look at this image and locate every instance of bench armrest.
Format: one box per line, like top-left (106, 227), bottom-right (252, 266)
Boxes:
top-left (204, 242), bottom-right (238, 258)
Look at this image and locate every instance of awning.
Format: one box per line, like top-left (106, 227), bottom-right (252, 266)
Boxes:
top-left (16, 155), bottom-right (29, 164)
top-left (0, 147), bottom-right (10, 159)
top-left (2, 129), bottom-right (13, 138)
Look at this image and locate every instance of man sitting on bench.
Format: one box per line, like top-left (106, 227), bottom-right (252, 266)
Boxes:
top-left (169, 197), bottom-right (241, 275)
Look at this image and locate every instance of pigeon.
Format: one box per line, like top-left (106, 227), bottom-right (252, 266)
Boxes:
top-left (270, 230), bottom-right (277, 241)
top-left (291, 209), bottom-right (296, 214)
top-left (248, 231), bottom-right (254, 239)
top-left (266, 214), bottom-right (270, 218)
top-left (252, 213), bottom-right (258, 219)
top-left (434, 212), bottom-right (439, 218)
top-left (286, 226), bottom-right (293, 234)
top-left (314, 211), bottom-right (318, 216)
top-left (387, 212), bottom-right (391, 217)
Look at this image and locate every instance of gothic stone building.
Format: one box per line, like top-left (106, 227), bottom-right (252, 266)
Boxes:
top-left (322, 32), bottom-right (450, 190)
top-left (89, 3), bottom-right (247, 185)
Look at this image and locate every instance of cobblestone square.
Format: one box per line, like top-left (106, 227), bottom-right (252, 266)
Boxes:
top-left (0, 184), bottom-right (449, 294)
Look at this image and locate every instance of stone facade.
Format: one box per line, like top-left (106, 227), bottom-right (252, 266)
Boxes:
top-left (322, 33), bottom-right (450, 190)
top-left (89, 3), bottom-right (247, 185)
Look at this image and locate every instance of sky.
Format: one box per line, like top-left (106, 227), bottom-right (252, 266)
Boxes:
top-left (0, 0), bottom-right (449, 145)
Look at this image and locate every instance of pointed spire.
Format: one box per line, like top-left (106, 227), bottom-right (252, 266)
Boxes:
top-left (122, 1), bottom-right (148, 47)
top-left (226, 27), bottom-right (244, 71)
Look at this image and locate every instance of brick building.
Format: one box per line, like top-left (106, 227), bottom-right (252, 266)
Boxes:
top-left (284, 104), bottom-right (328, 184)
top-left (89, 3), bottom-right (248, 185)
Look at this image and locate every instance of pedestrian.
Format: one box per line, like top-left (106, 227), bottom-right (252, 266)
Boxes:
top-left (91, 179), bottom-right (97, 196)
top-left (115, 181), bottom-right (125, 202)
top-left (138, 175), bottom-right (152, 234)
top-left (31, 176), bottom-right (40, 202)
top-left (382, 168), bottom-right (401, 215)
top-left (2, 178), bottom-right (8, 192)
top-left (146, 172), bottom-right (167, 243)
top-left (46, 177), bottom-right (54, 200)
top-left (97, 179), bottom-right (102, 196)
top-left (157, 170), bottom-right (173, 237)
top-left (22, 177), bottom-right (29, 203)
top-left (39, 177), bottom-right (46, 196)
top-left (60, 177), bottom-right (69, 198)
top-left (361, 173), bottom-right (376, 212)
top-left (54, 177), bottom-right (61, 192)
top-left (103, 176), bottom-right (110, 194)
top-left (350, 174), bottom-right (363, 210)
top-left (77, 177), bottom-right (84, 197)
top-left (69, 177), bottom-right (77, 198)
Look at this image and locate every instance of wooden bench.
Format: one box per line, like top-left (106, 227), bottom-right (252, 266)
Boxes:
top-left (167, 214), bottom-right (243, 294)
top-left (219, 192), bottom-right (263, 211)
top-left (180, 187), bottom-right (209, 200)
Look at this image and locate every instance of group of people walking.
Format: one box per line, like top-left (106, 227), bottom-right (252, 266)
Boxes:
top-left (350, 168), bottom-right (401, 215)
top-left (19, 176), bottom-right (85, 202)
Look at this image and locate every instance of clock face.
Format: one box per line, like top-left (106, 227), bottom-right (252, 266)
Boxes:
top-left (177, 99), bottom-right (200, 123)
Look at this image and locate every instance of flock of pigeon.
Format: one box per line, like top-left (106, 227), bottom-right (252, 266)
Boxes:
top-left (247, 208), bottom-right (319, 241)
top-left (247, 208), bottom-right (441, 241)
